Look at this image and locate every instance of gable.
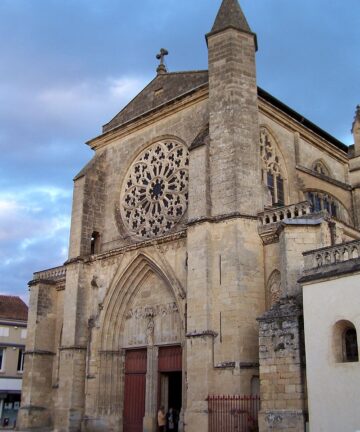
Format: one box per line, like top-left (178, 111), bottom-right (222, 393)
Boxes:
top-left (102, 71), bottom-right (209, 133)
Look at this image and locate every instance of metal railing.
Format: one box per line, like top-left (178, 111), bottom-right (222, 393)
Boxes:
top-left (208, 395), bottom-right (260, 432)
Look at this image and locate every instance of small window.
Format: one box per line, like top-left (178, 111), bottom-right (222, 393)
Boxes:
top-left (17, 349), bottom-right (25, 372)
top-left (0, 348), bottom-right (5, 370)
top-left (21, 329), bottom-right (27, 339)
top-left (344, 328), bottom-right (358, 362)
top-left (90, 231), bottom-right (100, 255)
top-left (0, 327), bottom-right (9, 337)
top-left (333, 320), bottom-right (359, 363)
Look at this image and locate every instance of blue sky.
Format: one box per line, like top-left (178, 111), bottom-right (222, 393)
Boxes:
top-left (1, 0), bottom-right (359, 302)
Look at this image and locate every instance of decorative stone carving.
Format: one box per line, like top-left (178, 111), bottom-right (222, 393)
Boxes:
top-left (124, 296), bottom-right (181, 347)
top-left (146, 318), bottom-right (155, 346)
top-left (266, 270), bottom-right (281, 308)
top-left (260, 128), bottom-right (282, 176)
top-left (265, 412), bottom-right (283, 426)
top-left (121, 140), bottom-right (189, 239)
top-left (126, 302), bottom-right (178, 320)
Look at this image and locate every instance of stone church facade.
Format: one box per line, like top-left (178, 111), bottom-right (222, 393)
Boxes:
top-left (18, 1), bottom-right (360, 431)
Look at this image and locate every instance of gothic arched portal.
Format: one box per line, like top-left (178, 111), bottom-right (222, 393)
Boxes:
top-left (94, 253), bottom-right (185, 432)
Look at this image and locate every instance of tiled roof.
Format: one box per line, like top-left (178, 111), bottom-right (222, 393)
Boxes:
top-left (102, 71), bottom-right (208, 133)
top-left (0, 295), bottom-right (28, 321)
top-left (99, 70), bottom-right (347, 154)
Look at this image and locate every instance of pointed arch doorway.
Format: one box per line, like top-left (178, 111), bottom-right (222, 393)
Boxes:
top-left (99, 254), bottom-right (185, 432)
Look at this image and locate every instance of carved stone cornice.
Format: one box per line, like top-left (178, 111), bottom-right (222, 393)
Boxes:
top-left (28, 279), bottom-right (57, 287)
top-left (83, 230), bottom-right (187, 264)
top-left (258, 225), bottom-right (280, 245)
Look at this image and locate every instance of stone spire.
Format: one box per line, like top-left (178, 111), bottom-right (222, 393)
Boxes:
top-left (352, 105), bottom-right (360, 156)
top-left (352, 105), bottom-right (360, 133)
top-left (207, 0), bottom-right (257, 48)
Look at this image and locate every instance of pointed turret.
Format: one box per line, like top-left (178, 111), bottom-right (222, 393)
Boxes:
top-left (352, 105), bottom-right (360, 156)
top-left (207, 0), bottom-right (257, 49)
top-left (206, 0), bottom-right (262, 216)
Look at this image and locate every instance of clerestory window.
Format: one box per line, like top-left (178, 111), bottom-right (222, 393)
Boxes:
top-left (305, 191), bottom-right (351, 225)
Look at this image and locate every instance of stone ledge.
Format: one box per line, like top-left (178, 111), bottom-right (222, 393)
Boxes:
top-left (188, 212), bottom-right (258, 227)
top-left (186, 330), bottom-right (218, 338)
top-left (25, 350), bottom-right (55, 356)
top-left (59, 345), bottom-right (87, 351)
top-left (257, 297), bottom-right (302, 323)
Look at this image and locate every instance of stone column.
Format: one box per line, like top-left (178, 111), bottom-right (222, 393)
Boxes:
top-left (54, 260), bottom-right (87, 432)
top-left (257, 297), bottom-right (306, 432)
top-left (143, 346), bottom-right (159, 432)
top-left (17, 279), bottom-right (57, 430)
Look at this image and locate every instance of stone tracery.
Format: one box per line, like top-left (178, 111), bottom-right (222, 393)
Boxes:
top-left (121, 140), bottom-right (189, 239)
top-left (260, 127), bottom-right (286, 206)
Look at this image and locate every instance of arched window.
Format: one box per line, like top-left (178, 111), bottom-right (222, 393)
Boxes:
top-left (333, 320), bottom-right (359, 363)
top-left (312, 160), bottom-right (330, 177)
top-left (305, 190), bottom-right (351, 225)
top-left (260, 127), bottom-right (286, 206)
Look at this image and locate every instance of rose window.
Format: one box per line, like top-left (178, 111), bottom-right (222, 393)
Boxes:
top-left (121, 140), bottom-right (189, 239)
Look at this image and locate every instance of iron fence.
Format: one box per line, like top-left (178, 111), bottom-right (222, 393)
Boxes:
top-left (207, 395), bottom-right (260, 432)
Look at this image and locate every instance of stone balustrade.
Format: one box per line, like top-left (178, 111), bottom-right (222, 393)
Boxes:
top-left (258, 201), bottom-right (311, 225)
top-left (303, 239), bottom-right (360, 271)
top-left (33, 265), bottom-right (66, 281)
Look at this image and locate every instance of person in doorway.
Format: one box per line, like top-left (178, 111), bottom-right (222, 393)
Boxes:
top-left (157, 406), bottom-right (166, 432)
top-left (167, 407), bottom-right (179, 432)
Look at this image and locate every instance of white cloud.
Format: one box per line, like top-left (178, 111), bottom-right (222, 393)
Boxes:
top-left (0, 186), bottom-right (71, 243)
top-left (37, 75), bottom-right (148, 121)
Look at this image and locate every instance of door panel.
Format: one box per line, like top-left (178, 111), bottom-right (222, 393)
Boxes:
top-left (158, 345), bottom-right (182, 372)
top-left (123, 349), bottom-right (147, 432)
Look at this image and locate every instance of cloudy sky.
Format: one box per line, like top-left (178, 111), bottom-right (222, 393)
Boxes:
top-left (1, 0), bottom-right (359, 302)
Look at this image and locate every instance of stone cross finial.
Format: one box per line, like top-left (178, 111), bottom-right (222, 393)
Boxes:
top-left (156, 48), bottom-right (168, 74)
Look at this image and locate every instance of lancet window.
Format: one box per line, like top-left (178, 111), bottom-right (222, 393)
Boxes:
top-left (260, 127), bottom-right (286, 206)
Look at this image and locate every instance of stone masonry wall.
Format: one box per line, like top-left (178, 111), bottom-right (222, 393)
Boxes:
top-left (258, 297), bottom-right (306, 432)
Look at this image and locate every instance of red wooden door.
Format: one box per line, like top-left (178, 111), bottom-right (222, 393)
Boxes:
top-left (123, 349), bottom-right (147, 432)
top-left (158, 345), bottom-right (182, 372)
